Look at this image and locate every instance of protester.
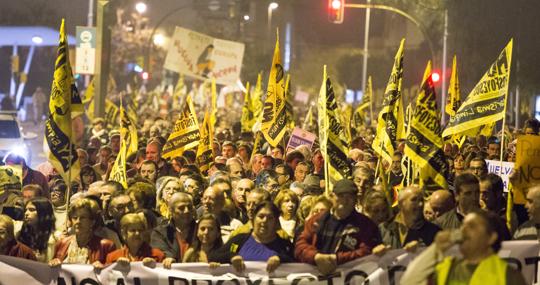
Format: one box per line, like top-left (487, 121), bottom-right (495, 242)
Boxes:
top-left (434, 173), bottom-right (481, 229)
top-left (18, 197), bottom-right (57, 262)
top-left (182, 214), bottom-right (223, 263)
top-left (151, 193), bottom-right (196, 269)
top-left (295, 179), bottom-right (381, 275)
top-left (49, 198), bottom-right (116, 268)
top-left (274, 189), bottom-right (299, 239)
top-left (0, 215), bottom-right (36, 260)
top-left (514, 185), bottom-right (540, 240)
top-left (155, 176), bottom-right (182, 219)
top-left (401, 211), bottom-right (527, 285)
top-left (380, 186), bottom-right (441, 249)
top-left (209, 202), bottom-right (294, 273)
top-left (106, 213), bottom-right (165, 266)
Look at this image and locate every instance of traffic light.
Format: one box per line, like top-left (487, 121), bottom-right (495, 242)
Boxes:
top-left (328, 0), bottom-right (345, 24)
top-left (431, 72), bottom-right (440, 83)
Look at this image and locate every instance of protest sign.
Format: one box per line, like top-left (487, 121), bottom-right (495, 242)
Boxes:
top-left (514, 135), bottom-right (540, 190)
top-left (286, 127), bottom-right (317, 153)
top-left (164, 26), bottom-right (245, 85)
top-left (1, 241), bottom-right (538, 285)
top-left (486, 159), bottom-right (514, 192)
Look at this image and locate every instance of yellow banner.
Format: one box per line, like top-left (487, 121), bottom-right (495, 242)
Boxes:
top-left (196, 111), bottom-right (214, 174)
top-left (318, 66), bottom-right (350, 190)
top-left (251, 73), bottom-right (264, 133)
top-left (404, 61), bottom-right (448, 190)
top-left (445, 56), bottom-right (461, 117)
top-left (44, 19), bottom-right (81, 182)
top-left (120, 104), bottom-right (138, 157)
top-left (442, 40), bottom-right (513, 138)
top-left (162, 96), bottom-right (200, 159)
top-left (285, 74), bottom-right (295, 131)
top-left (261, 35), bottom-right (287, 147)
top-left (372, 39), bottom-right (405, 165)
top-left (109, 139), bottom-right (128, 189)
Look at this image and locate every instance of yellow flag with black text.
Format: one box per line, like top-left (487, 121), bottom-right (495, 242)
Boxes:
top-left (261, 35), bottom-right (287, 146)
top-left (251, 73), bottom-right (264, 133)
top-left (353, 76), bottom-right (372, 129)
top-left (120, 103), bottom-right (138, 157)
top-left (442, 40), bottom-right (513, 138)
top-left (44, 19), bottom-right (81, 183)
top-left (285, 74), bottom-right (295, 131)
top-left (109, 139), bottom-right (128, 189)
top-left (404, 61), bottom-right (449, 190)
top-left (197, 111), bottom-right (214, 174)
top-left (318, 66), bottom-right (351, 189)
top-left (372, 39), bottom-right (405, 164)
top-left (162, 95), bottom-right (200, 159)
top-left (446, 56), bottom-right (461, 117)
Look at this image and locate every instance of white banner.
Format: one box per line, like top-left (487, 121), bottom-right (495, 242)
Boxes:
top-left (164, 26), bottom-right (245, 85)
top-left (486, 159), bottom-right (515, 192)
top-left (0, 241), bottom-right (537, 285)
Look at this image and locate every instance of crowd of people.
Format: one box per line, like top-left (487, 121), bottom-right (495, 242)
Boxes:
top-left (0, 86), bottom-right (539, 284)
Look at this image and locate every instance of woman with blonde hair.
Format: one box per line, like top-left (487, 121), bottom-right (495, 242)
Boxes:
top-left (156, 176), bottom-right (182, 218)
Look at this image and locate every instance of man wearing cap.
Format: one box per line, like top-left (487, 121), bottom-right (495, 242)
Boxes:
top-left (295, 179), bottom-right (381, 275)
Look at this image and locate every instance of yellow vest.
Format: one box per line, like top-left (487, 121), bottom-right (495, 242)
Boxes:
top-left (435, 254), bottom-right (507, 285)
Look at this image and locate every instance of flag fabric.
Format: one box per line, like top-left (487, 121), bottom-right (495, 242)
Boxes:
top-left (372, 39), bottom-right (405, 165)
top-left (318, 66), bottom-right (351, 190)
top-left (196, 111), bottom-right (214, 174)
top-left (442, 40), bottom-right (513, 138)
top-left (261, 36), bottom-right (288, 147)
top-left (353, 76), bottom-right (372, 129)
top-left (162, 95), bottom-right (201, 159)
top-left (119, 102), bottom-right (138, 157)
top-left (445, 56), bottom-right (461, 117)
top-left (302, 105), bottom-right (315, 131)
top-left (109, 138), bottom-right (128, 189)
top-left (241, 82), bottom-right (255, 132)
top-left (44, 19), bottom-right (81, 183)
top-left (284, 74), bottom-right (295, 131)
top-left (251, 73), bottom-right (264, 133)
top-left (404, 61), bottom-right (449, 191)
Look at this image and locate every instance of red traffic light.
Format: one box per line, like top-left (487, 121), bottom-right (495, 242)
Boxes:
top-left (431, 72), bottom-right (440, 83)
top-left (142, 71), bottom-right (149, 80)
top-left (328, 0), bottom-right (345, 24)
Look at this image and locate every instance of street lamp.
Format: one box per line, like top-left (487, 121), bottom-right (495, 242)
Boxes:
top-left (268, 2), bottom-right (279, 42)
top-left (135, 2), bottom-right (147, 14)
top-left (153, 34), bottom-right (166, 46)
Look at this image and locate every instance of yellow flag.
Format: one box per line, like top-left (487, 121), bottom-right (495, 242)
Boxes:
top-left (109, 139), bottom-right (128, 189)
top-left (261, 35), bottom-right (288, 147)
top-left (446, 56), bottom-right (461, 117)
top-left (443, 40), bottom-right (513, 138)
top-left (241, 82), bottom-right (255, 132)
top-left (284, 74), bottom-right (295, 131)
top-left (162, 95), bottom-right (200, 159)
top-left (404, 61), bottom-right (448, 191)
top-left (120, 103), bottom-right (138, 157)
top-left (302, 105), bottom-right (314, 131)
top-left (318, 66), bottom-right (351, 191)
top-left (372, 39), bottom-right (405, 165)
top-left (44, 19), bottom-right (81, 183)
top-left (197, 111), bottom-right (214, 174)
top-left (251, 73), bottom-right (264, 133)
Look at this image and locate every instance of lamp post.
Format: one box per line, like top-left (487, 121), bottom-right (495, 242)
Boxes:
top-left (267, 2), bottom-right (279, 46)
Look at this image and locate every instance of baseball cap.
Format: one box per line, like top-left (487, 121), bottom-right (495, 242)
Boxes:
top-left (333, 179), bottom-right (357, 195)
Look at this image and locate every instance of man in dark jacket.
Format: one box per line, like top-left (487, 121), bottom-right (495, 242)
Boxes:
top-left (150, 193), bottom-right (195, 269)
top-left (295, 179), bottom-right (381, 275)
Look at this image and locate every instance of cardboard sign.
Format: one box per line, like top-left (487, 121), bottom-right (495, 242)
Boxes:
top-left (514, 135), bottom-right (540, 190)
